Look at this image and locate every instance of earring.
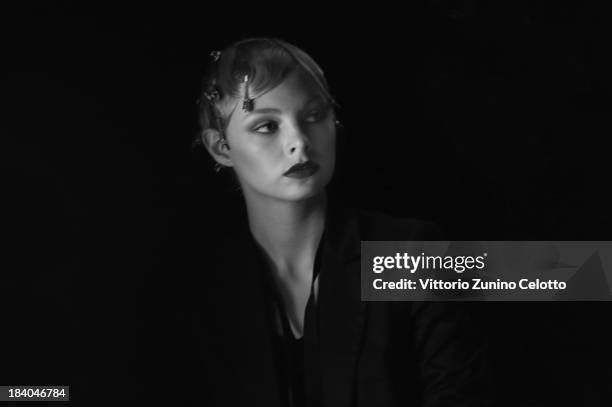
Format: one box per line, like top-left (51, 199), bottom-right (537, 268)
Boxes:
top-left (214, 162), bottom-right (224, 173)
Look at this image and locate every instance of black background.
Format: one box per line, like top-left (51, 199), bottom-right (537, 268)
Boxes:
top-left (3, 1), bottom-right (611, 405)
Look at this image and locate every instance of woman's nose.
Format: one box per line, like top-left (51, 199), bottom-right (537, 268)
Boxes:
top-left (286, 124), bottom-right (310, 155)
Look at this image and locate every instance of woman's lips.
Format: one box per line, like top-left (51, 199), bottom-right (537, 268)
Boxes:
top-left (283, 161), bottom-right (320, 178)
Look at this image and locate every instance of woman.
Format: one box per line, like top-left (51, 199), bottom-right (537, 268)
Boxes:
top-left (183, 37), bottom-right (489, 406)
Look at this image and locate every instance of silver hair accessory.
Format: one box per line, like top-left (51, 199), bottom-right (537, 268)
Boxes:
top-left (210, 50), bottom-right (221, 62)
top-left (204, 78), bottom-right (219, 102)
top-left (203, 88), bottom-right (219, 102)
top-left (242, 75), bottom-right (254, 112)
top-left (201, 82), bottom-right (227, 137)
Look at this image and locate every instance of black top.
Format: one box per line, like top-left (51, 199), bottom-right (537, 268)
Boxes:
top-left (279, 291), bottom-right (316, 407)
top-left (287, 335), bottom-right (305, 407)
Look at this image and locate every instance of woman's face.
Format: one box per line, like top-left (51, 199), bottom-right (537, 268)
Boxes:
top-left (223, 71), bottom-right (336, 203)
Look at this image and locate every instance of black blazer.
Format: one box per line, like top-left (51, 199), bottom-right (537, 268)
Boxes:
top-left (142, 202), bottom-right (490, 406)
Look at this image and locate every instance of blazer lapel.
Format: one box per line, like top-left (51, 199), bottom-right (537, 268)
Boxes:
top-left (317, 206), bottom-right (367, 406)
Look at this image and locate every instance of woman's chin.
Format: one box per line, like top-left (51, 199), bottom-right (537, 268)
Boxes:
top-left (279, 184), bottom-right (326, 202)
top-left (242, 172), bottom-right (333, 203)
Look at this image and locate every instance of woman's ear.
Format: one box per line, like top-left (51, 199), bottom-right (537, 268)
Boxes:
top-left (201, 129), bottom-right (233, 168)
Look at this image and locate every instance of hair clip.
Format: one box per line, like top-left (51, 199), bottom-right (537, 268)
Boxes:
top-left (242, 75), bottom-right (254, 112)
top-left (203, 80), bottom-right (220, 103)
top-left (203, 88), bottom-right (219, 102)
top-left (209, 50), bottom-right (221, 62)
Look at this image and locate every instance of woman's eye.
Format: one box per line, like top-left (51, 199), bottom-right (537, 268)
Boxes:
top-left (305, 106), bottom-right (330, 122)
top-left (253, 121), bottom-right (279, 134)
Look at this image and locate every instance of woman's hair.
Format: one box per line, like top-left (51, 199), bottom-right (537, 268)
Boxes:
top-left (196, 38), bottom-right (337, 143)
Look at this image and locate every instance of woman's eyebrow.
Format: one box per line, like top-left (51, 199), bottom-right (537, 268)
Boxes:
top-left (305, 94), bottom-right (326, 106)
top-left (248, 107), bottom-right (282, 115)
top-left (241, 107), bottom-right (281, 123)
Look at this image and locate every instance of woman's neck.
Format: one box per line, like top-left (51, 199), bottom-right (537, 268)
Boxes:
top-left (245, 193), bottom-right (327, 274)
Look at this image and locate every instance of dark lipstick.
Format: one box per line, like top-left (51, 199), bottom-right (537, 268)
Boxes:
top-left (283, 161), bottom-right (320, 178)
